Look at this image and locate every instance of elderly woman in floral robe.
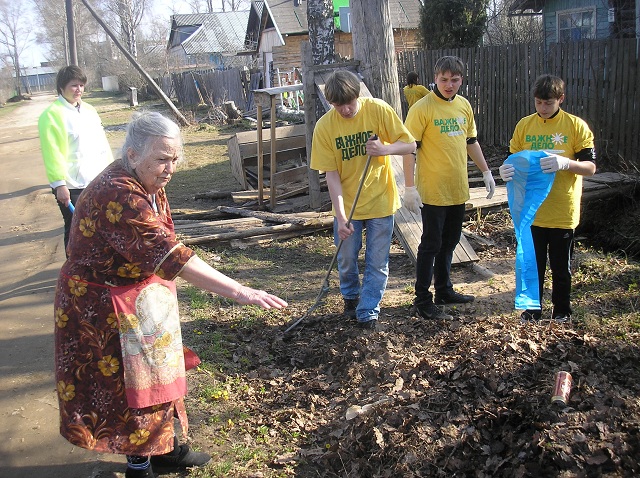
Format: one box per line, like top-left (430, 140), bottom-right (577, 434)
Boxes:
top-left (54, 112), bottom-right (287, 478)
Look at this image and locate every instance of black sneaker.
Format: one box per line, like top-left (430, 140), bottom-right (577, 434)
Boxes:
top-left (552, 313), bottom-right (571, 323)
top-left (412, 303), bottom-right (452, 320)
top-left (520, 310), bottom-right (542, 323)
top-left (356, 319), bottom-right (377, 329)
top-left (150, 444), bottom-right (211, 471)
top-left (434, 291), bottom-right (475, 305)
top-left (343, 297), bottom-right (359, 319)
top-left (125, 465), bottom-right (157, 478)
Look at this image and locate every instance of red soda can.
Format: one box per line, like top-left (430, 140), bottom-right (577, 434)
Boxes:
top-left (551, 371), bottom-right (573, 405)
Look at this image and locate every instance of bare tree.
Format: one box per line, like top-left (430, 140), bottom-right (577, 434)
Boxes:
top-left (136, 14), bottom-right (170, 74)
top-left (0, 0), bottom-right (33, 96)
top-left (31, 0), bottom-right (106, 69)
top-left (217, 0), bottom-right (250, 12)
top-left (101, 0), bottom-right (149, 58)
top-left (181, 0), bottom-right (250, 13)
top-left (0, 63), bottom-right (13, 102)
top-left (484, 0), bottom-right (543, 45)
top-left (184, 0), bottom-right (207, 14)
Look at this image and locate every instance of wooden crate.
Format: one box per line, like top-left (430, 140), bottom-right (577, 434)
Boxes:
top-left (227, 124), bottom-right (307, 190)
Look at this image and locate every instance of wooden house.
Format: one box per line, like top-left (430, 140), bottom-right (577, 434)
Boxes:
top-left (509, 0), bottom-right (639, 47)
top-left (244, 0), bottom-right (423, 87)
top-left (167, 11), bottom-right (252, 69)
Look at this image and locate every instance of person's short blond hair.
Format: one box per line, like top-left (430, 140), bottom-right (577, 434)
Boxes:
top-left (325, 70), bottom-right (361, 105)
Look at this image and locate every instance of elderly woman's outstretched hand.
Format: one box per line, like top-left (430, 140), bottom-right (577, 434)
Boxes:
top-left (235, 286), bottom-right (288, 309)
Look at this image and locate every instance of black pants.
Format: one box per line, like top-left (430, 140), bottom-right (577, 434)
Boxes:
top-left (531, 225), bottom-right (574, 316)
top-left (415, 203), bottom-right (466, 306)
top-left (53, 188), bottom-right (83, 254)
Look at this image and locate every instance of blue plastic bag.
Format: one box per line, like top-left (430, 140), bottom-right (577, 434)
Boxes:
top-left (505, 150), bottom-right (555, 310)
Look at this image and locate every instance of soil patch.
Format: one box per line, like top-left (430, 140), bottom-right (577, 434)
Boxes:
top-left (169, 208), bottom-right (640, 478)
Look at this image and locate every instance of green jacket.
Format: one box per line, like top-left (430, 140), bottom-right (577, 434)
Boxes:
top-left (38, 95), bottom-right (114, 189)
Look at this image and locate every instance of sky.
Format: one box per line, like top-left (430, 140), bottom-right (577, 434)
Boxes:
top-left (20, 0), bottom-right (243, 68)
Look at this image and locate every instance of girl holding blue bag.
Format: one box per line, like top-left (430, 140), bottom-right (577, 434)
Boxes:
top-left (499, 74), bottom-right (596, 323)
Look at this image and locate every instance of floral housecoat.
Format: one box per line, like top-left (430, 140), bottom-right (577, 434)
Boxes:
top-left (54, 161), bottom-right (195, 455)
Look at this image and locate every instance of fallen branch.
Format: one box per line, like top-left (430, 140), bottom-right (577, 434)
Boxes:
top-left (218, 206), bottom-right (333, 227)
top-left (230, 229), bottom-right (325, 249)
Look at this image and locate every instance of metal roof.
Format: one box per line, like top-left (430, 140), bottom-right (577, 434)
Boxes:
top-left (19, 65), bottom-right (57, 75)
top-left (170, 11), bottom-right (251, 54)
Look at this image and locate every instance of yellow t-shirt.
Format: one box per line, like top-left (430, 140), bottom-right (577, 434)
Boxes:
top-left (403, 84), bottom-right (430, 108)
top-left (404, 93), bottom-right (477, 206)
top-left (510, 109), bottom-right (594, 229)
top-left (310, 97), bottom-right (414, 220)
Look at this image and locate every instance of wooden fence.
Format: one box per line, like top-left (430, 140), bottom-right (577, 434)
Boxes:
top-left (397, 39), bottom-right (640, 168)
top-left (159, 68), bottom-right (249, 112)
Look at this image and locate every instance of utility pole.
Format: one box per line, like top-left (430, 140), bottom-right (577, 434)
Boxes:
top-left (62, 27), bottom-right (69, 66)
top-left (65, 0), bottom-right (78, 65)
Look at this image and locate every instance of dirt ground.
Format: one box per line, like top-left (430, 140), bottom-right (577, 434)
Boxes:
top-left (0, 94), bottom-right (125, 478)
top-left (166, 169), bottom-right (640, 476)
top-left (170, 208), bottom-right (640, 478)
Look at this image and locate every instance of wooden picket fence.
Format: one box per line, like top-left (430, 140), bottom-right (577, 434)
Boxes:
top-left (160, 39), bottom-right (639, 169)
top-left (159, 68), bottom-right (249, 112)
top-left (397, 39), bottom-right (640, 169)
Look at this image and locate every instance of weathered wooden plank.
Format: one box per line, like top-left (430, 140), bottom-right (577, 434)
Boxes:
top-left (467, 186), bottom-right (508, 210)
top-left (390, 155), bottom-right (479, 266)
top-left (237, 135), bottom-right (306, 157)
top-left (175, 217), bottom-right (263, 234)
top-left (182, 223), bottom-right (328, 245)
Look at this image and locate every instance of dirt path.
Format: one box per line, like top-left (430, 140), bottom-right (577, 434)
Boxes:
top-left (0, 94), bottom-right (123, 478)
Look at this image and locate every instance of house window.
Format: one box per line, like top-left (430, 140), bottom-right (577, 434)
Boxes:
top-left (557, 8), bottom-right (596, 42)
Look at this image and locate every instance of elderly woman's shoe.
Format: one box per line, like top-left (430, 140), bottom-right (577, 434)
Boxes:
top-left (150, 437), bottom-right (211, 470)
top-left (125, 456), bottom-right (157, 478)
top-left (125, 467), bottom-right (157, 478)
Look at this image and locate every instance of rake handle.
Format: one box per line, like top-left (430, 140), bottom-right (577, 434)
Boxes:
top-left (283, 135), bottom-right (378, 335)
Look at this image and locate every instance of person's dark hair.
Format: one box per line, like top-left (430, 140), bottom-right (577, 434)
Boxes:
top-left (121, 112), bottom-right (183, 174)
top-left (407, 71), bottom-right (419, 86)
top-left (56, 66), bottom-right (87, 95)
top-left (532, 74), bottom-right (565, 100)
top-left (325, 70), bottom-right (360, 105)
top-left (434, 56), bottom-right (465, 77)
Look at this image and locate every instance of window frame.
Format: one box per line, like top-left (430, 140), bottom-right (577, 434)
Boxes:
top-left (556, 6), bottom-right (597, 42)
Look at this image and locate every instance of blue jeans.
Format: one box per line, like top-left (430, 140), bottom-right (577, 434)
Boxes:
top-left (415, 203), bottom-right (465, 306)
top-left (334, 215), bottom-right (394, 322)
